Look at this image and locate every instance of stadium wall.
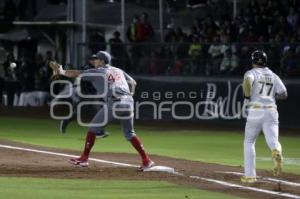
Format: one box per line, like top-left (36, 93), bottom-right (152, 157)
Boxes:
top-left (133, 76), bottom-right (299, 129)
top-left (0, 77), bottom-right (299, 130)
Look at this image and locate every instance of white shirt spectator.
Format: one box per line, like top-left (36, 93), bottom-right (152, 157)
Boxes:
top-left (221, 44), bottom-right (237, 55)
top-left (208, 44), bottom-right (223, 57)
top-left (220, 53), bottom-right (239, 72)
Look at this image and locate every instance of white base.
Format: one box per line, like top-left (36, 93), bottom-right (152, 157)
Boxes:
top-left (143, 165), bottom-right (175, 173)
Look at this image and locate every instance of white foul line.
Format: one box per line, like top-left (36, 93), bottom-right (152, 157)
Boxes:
top-left (0, 144), bottom-right (138, 168)
top-left (0, 144), bottom-right (299, 199)
top-left (190, 176), bottom-right (300, 199)
top-left (221, 171), bottom-right (300, 187)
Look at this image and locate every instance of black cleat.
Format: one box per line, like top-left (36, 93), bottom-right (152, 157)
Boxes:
top-left (59, 119), bottom-right (72, 134)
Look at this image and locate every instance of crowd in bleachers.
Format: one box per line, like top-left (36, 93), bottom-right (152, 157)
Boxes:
top-left (1, 0), bottom-right (300, 107)
top-left (0, 51), bottom-right (53, 106)
top-left (127, 0), bottom-right (300, 76)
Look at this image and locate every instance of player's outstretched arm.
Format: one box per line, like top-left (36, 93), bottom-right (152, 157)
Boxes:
top-left (49, 61), bottom-right (81, 78)
top-left (63, 70), bottom-right (81, 78)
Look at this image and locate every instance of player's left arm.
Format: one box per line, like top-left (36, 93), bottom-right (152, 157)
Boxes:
top-left (63, 70), bottom-right (82, 78)
top-left (123, 71), bottom-right (136, 85)
top-left (274, 75), bottom-right (288, 100)
top-left (123, 71), bottom-right (137, 95)
top-left (49, 61), bottom-right (82, 78)
top-left (276, 92), bottom-right (288, 99)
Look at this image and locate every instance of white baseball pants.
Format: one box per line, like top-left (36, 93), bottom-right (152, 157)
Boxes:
top-left (243, 108), bottom-right (282, 177)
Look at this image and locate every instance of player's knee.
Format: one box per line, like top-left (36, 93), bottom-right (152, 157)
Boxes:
top-left (244, 138), bottom-right (255, 145)
top-left (124, 130), bottom-right (136, 141)
top-left (88, 127), bottom-right (104, 134)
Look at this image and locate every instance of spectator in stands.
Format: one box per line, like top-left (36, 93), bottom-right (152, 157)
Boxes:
top-left (187, 36), bottom-right (203, 74)
top-left (176, 27), bottom-right (187, 42)
top-left (208, 35), bottom-right (223, 75)
top-left (44, 51), bottom-right (54, 66)
top-left (219, 49), bottom-right (239, 76)
top-left (137, 51), bottom-right (151, 74)
top-left (18, 54), bottom-right (35, 92)
top-left (127, 46), bottom-right (141, 73)
top-left (127, 14), bottom-right (145, 72)
top-left (89, 32), bottom-right (106, 53)
top-left (18, 50), bottom-right (61, 106)
top-left (203, 16), bottom-right (218, 41)
top-left (161, 46), bottom-right (174, 75)
top-left (164, 27), bottom-right (177, 43)
top-left (220, 34), bottom-right (236, 55)
top-left (109, 31), bottom-right (126, 67)
top-left (127, 15), bottom-right (141, 42)
top-left (34, 53), bottom-right (51, 91)
top-left (3, 53), bottom-right (17, 81)
top-left (3, 53), bottom-right (20, 106)
top-left (139, 12), bottom-right (154, 42)
top-left (280, 46), bottom-right (300, 77)
top-left (176, 29), bottom-right (189, 60)
top-left (286, 7), bottom-right (298, 30)
top-left (4, 0), bottom-right (300, 78)
top-left (149, 50), bottom-right (163, 75)
top-left (169, 59), bottom-right (184, 76)
top-left (187, 25), bottom-right (201, 42)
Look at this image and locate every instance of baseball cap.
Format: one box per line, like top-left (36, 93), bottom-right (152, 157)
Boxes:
top-left (96, 51), bottom-right (112, 64)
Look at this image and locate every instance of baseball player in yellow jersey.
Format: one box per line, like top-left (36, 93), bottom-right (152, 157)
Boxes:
top-left (241, 50), bottom-right (288, 183)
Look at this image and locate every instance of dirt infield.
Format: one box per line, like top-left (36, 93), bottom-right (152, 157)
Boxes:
top-left (0, 140), bottom-right (299, 199)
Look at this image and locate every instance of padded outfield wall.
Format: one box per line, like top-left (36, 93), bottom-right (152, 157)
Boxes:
top-left (133, 76), bottom-right (299, 129)
top-left (0, 76), bottom-right (299, 129)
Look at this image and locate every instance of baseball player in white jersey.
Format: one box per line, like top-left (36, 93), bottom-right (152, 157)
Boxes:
top-left (241, 50), bottom-right (288, 183)
top-left (49, 51), bottom-right (154, 171)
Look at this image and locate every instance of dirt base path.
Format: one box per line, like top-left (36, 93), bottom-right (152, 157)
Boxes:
top-left (0, 140), bottom-right (299, 199)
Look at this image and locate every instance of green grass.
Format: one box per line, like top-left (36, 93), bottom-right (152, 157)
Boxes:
top-left (0, 177), bottom-right (241, 199)
top-left (0, 117), bottom-right (299, 174)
